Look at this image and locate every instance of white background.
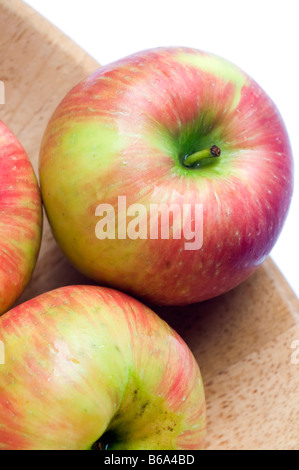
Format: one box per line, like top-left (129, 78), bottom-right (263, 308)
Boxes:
top-left (25, 0), bottom-right (299, 298)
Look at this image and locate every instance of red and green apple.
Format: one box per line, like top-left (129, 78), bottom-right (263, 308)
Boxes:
top-left (39, 47), bottom-right (293, 305)
top-left (0, 285), bottom-right (206, 450)
top-left (0, 120), bottom-right (42, 314)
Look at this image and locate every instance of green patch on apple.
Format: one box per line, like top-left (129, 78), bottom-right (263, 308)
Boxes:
top-left (176, 50), bottom-right (248, 110)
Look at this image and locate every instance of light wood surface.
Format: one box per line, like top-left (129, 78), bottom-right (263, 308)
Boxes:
top-left (1, 0), bottom-right (298, 450)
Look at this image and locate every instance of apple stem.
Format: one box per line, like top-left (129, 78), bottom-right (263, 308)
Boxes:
top-left (183, 145), bottom-right (221, 167)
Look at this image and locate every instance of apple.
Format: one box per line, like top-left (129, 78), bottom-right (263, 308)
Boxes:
top-left (0, 120), bottom-right (42, 315)
top-left (39, 47), bottom-right (293, 305)
top-left (0, 285), bottom-right (206, 450)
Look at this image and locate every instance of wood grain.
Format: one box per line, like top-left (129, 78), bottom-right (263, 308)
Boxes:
top-left (0, 0), bottom-right (298, 450)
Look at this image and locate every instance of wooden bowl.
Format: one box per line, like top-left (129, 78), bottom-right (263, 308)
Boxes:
top-left (1, 0), bottom-right (298, 450)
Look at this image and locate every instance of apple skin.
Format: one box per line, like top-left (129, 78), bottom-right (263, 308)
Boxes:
top-left (0, 120), bottom-right (42, 315)
top-left (39, 47), bottom-right (293, 305)
top-left (0, 285), bottom-right (206, 450)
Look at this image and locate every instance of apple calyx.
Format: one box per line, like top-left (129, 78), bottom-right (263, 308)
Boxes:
top-left (91, 430), bottom-right (116, 450)
top-left (183, 145), bottom-right (221, 167)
